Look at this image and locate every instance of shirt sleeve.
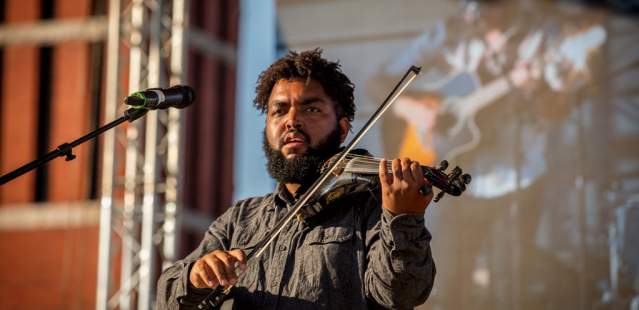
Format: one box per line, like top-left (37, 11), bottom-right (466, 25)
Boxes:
top-left (364, 205), bottom-right (436, 310)
top-left (155, 205), bottom-right (237, 310)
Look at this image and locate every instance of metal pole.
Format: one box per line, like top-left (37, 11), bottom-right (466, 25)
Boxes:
top-left (96, 0), bottom-right (122, 309)
top-left (164, 0), bottom-right (188, 269)
top-left (120, 1), bottom-right (147, 308)
top-left (138, 0), bottom-right (163, 308)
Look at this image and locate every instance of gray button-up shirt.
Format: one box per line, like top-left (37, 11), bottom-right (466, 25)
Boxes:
top-left (156, 185), bottom-right (435, 309)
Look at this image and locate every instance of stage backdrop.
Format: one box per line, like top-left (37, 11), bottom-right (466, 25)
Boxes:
top-left (277, 0), bottom-right (638, 308)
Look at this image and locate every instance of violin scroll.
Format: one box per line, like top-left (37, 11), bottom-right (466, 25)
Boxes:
top-left (426, 160), bottom-right (472, 202)
top-left (438, 160), bottom-right (449, 171)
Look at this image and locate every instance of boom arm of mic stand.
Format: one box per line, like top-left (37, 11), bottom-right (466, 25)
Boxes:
top-left (0, 108), bottom-right (149, 185)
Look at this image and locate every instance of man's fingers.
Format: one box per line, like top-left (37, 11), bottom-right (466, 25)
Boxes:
top-left (189, 249), bottom-right (249, 289)
top-left (379, 157), bottom-right (434, 214)
top-left (379, 159), bottom-right (392, 186)
top-left (410, 161), bottom-right (426, 187)
top-left (204, 255), bottom-right (229, 287)
top-left (401, 158), bottom-right (415, 183)
top-left (190, 261), bottom-right (218, 288)
top-left (189, 267), bottom-right (205, 288)
top-left (392, 158), bottom-right (402, 182)
top-left (228, 249), bottom-right (248, 271)
top-left (215, 252), bottom-right (239, 285)
top-left (198, 262), bottom-right (219, 288)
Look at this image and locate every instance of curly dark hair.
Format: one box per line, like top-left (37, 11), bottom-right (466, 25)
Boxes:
top-left (253, 48), bottom-right (355, 122)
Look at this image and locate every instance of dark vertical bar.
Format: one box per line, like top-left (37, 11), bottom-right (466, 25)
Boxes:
top-left (214, 0), bottom-right (226, 217)
top-left (220, 0), bottom-right (238, 217)
top-left (182, 0), bottom-right (201, 254)
top-left (88, 0), bottom-right (105, 199)
top-left (181, 0), bottom-right (204, 256)
top-left (34, 0), bottom-right (54, 202)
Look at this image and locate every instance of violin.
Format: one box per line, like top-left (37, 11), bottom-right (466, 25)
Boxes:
top-left (197, 66), bottom-right (471, 310)
top-left (297, 149), bottom-right (471, 222)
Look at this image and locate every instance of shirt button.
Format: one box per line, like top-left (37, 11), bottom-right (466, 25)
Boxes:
top-left (278, 244), bottom-right (287, 251)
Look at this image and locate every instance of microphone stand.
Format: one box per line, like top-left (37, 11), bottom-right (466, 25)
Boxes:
top-left (0, 108), bottom-right (148, 186)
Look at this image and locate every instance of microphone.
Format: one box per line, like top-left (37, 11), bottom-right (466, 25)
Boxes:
top-left (124, 85), bottom-right (195, 110)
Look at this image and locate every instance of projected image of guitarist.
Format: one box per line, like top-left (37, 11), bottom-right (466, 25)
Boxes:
top-left (372, 4), bottom-right (606, 199)
top-left (392, 22), bottom-right (604, 168)
top-left (365, 2), bottom-right (608, 308)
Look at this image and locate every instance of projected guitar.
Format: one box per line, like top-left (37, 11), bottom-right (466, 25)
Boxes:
top-left (429, 25), bottom-right (606, 162)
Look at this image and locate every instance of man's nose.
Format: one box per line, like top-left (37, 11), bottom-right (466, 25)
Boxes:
top-left (284, 108), bottom-right (302, 129)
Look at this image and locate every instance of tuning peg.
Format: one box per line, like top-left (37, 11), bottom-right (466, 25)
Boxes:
top-left (462, 173), bottom-right (472, 185)
top-left (450, 166), bottom-right (462, 179)
top-left (433, 190), bottom-right (446, 202)
top-left (438, 160), bottom-right (449, 171)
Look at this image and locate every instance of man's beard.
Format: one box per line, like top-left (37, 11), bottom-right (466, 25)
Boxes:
top-left (263, 125), bottom-right (343, 185)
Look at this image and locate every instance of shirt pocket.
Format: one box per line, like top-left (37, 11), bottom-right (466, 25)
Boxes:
top-left (231, 216), bottom-right (270, 253)
top-left (296, 214), bottom-right (356, 291)
top-left (303, 205), bottom-right (356, 245)
top-left (305, 224), bottom-right (353, 245)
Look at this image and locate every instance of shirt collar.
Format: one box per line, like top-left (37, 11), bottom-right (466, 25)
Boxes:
top-left (271, 183), bottom-right (295, 210)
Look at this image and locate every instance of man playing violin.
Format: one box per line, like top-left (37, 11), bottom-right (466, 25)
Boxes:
top-left (156, 49), bottom-right (436, 309)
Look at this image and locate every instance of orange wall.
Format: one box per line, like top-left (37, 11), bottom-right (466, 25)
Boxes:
top-left (48, 0), bottom-right (92, 201)
top-left (0, 225), bottom-right (99, 309)
top-left (0, 0), bottom-right (40, 203)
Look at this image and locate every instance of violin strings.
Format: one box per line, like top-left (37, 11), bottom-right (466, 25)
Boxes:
top-left (342, 153), bottom-right (433, 174)
top-left (345, 153), bottom-right (432, 166)
top-left (345, 153), bottom-right (385, 162)
top-left (341, 153), bottom-right (393, 174)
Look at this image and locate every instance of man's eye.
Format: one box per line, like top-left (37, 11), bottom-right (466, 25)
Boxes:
top-left (306, 107), bottom-right (320, 113)
top-left (271, 108), bottom-right (284, 116)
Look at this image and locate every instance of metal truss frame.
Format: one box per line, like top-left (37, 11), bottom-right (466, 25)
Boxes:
top-left (96, 1), bottom-right (188, 309)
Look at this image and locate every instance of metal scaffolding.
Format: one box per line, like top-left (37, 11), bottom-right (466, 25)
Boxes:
top-left (96, 0), bottom-right (188, 309)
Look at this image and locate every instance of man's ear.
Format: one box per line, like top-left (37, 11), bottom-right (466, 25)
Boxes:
top-left (338, 117), bottom-right (350, 143)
